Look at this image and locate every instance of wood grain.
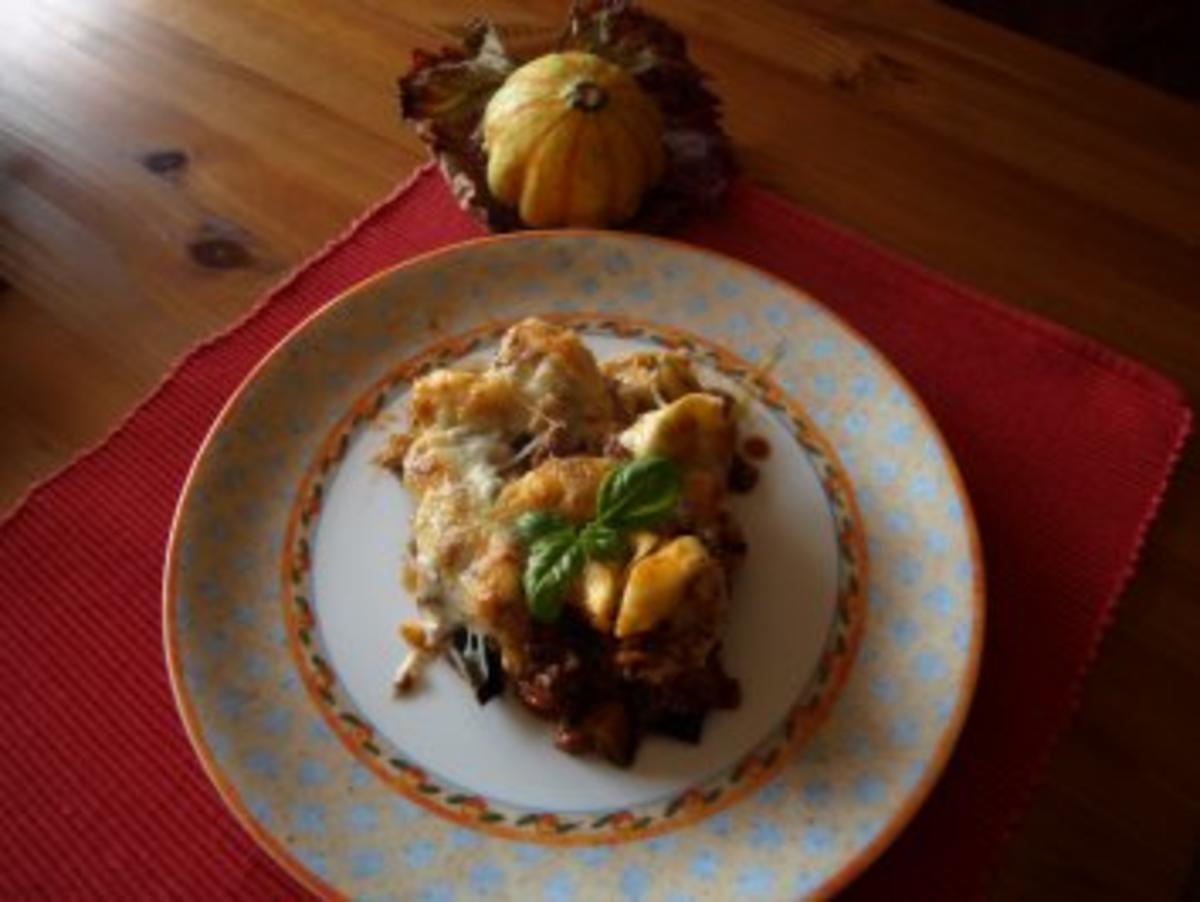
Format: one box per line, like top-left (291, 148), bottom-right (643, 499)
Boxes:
top-left (2, 0), bottom-right (1197, 896)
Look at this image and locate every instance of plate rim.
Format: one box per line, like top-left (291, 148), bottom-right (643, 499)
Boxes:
top-left (163, 228), bottom-right (985, 900)
top-left (279, 312), bottom-right (869, 842)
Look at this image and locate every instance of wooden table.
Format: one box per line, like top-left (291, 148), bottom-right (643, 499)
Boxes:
top-left (3, 0), bottom-right (1197, 896)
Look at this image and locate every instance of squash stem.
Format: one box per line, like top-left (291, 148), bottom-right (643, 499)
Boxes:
top-left (569, 81), bottom-right (608, 112)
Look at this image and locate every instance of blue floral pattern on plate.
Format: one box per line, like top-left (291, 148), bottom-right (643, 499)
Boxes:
top-left (167, 233), bottom-right (983, 899)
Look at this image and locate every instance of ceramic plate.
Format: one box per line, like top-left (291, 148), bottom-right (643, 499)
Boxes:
top-left (166, 232), bottom-right (983, 900)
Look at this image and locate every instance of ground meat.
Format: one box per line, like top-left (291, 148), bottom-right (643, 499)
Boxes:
top-left (514, 610), bottom-right (608, 720)
top-left (602, 433), bottom-right (634, 460)
top-left (578, 700), bottom-right (637, 766)
top-left (727, 453), bottom-right (759, 493)
top-left (697, 511), bottom-right (748, 579)
top-left (510, 606), bottom-right (741, 766)
top-left (393, 326), bottom-right (750, 767)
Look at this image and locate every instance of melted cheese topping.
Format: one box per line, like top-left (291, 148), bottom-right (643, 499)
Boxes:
top-left (388, 319), bottom-right (743, 692)
top-left (619, 392), bottom-right (734, 475)
top-left (493, 457), bottom-right (612, 525)
top-left (601, 350), bottom-right (700, 419)
top-left (396, 321), bottom-right (618, 681)
top-left (494, 318), bottom-right (615, 445)
top-left (616, 536), bottom-right (713, 638)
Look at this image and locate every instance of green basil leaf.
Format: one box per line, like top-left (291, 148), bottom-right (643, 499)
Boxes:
top-left (596, 455), bottom-right (683, 530)
top-left (514, 510), bottom-right (573, 545)
top-left (514, 458), bottom-right (681, 622)
top-left (579, 523), bottom-right (626, 560)
top-left (523, 532), bottom-right (584, 623)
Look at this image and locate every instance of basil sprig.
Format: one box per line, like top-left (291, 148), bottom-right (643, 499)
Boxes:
top-left (515, 456), bottom-right (683, 623)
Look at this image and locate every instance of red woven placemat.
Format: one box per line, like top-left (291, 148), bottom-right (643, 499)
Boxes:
top-left (0, 166), bottom-right (1190, 898)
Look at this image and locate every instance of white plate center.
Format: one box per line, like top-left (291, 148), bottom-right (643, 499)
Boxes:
top-left (310, 335), bottom-right (838, 812)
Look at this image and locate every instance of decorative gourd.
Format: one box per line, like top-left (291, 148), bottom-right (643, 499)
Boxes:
top-left (482, 51), bottom-right (665, 228)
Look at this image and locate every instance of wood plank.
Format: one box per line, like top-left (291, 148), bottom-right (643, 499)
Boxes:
top-left (1, 0), bottom-right (1197, 895)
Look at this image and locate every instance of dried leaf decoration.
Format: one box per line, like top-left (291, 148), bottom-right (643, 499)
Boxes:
top-left (399, 0), bottom-right (734, 231)
top-left (399, 20), bottom-right (521, 230)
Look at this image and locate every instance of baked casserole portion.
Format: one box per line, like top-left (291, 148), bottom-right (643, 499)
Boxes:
top-left (380, 319), bottom-right (749, 766)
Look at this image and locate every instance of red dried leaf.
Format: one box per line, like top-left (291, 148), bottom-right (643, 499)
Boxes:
top-left (398, 2), bottom-right (734, 232)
